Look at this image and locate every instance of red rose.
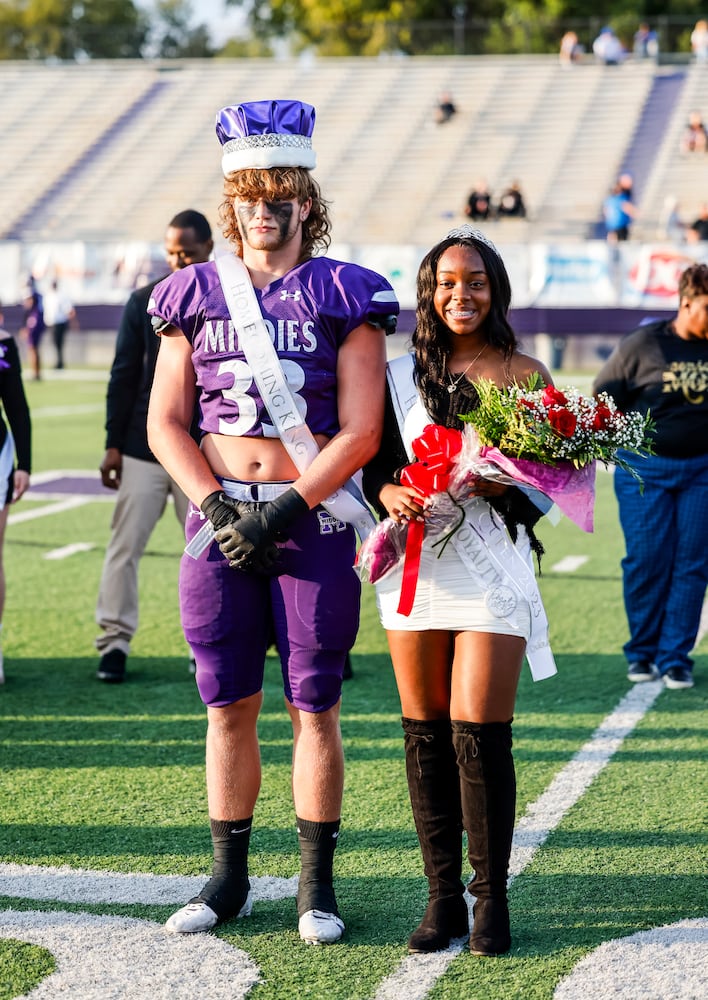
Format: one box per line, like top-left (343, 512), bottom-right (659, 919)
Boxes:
top-left (592, 404), bottom-right (612, 431)
top-left (548, 406), bottom-right (577, 438)
top-left (542, 385), bottom-right (568, 407)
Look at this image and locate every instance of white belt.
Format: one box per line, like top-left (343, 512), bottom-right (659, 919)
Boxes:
top-left (220, 478), bottom-right (292, 503)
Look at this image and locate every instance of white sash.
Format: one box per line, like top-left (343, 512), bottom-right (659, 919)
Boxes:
top-left (386, 353), bottom-right (423, 461)
top-left (216, 253), bottom-right (376, 541)
top-left (385, 353), bottom-right (556, 681)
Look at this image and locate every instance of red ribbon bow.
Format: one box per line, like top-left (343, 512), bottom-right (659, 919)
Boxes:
top-left (396, 425), bottom-right (463, 616)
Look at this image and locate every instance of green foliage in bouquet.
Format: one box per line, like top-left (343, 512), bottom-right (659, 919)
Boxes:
top-left (461, 374), bottom-right (655, 472)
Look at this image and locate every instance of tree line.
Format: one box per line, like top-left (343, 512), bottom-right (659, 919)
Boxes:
top-left (0, 0), bottom-right (704, 61)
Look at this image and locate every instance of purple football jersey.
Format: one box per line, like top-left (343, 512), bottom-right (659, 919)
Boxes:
top-left (147, 257), bottom-right (398, 439)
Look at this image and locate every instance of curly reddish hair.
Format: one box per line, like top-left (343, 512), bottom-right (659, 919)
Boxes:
top-left (218, 167), bottom-right (331, 261)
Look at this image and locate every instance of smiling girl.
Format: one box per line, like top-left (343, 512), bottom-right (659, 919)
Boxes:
top-left (363, 226), bottom-right (553, 958)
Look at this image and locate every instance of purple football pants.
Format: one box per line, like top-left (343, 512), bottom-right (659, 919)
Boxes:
top-left (180, 501), bottom-right (360, 712)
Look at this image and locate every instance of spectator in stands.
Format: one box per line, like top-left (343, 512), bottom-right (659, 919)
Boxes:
top-left (0, 304), bottom-right (32, 685)
top-left (603, 180), bottom-right (637, 242)
top-left (633, 23), bottom-right (659, 61)
top-left (618, 172), bottom-right (634, 199)
top-left (496, 181), bottom-right (527, 219)
top-left (464, 179), bottom-right (493, 221)
top-left (434, 92), bottom-right (457, 125)
top-left (679, 111), bottom-right (708, 154)
top-left (18, 278), bottom-right (45, 381)
top-left (593, 26), bottom-right (625, 65)
top-left (559, 30), bottom-right (583, 67)
top-left (687, 203), bottom-right (708, 242)
top-left (42, 279), bottom-right (78, 370)
top-left (592, 261), bottom-right (708, 691)
top-left (691, 20), bottom-right (708, 63)
top-left (94, 209), bottom-right (214, 684)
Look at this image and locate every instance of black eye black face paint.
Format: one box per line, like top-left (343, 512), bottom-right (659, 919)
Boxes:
top-left (237, 201), bottom-right (295, 243)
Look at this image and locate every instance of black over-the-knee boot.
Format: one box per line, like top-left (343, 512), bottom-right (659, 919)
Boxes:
top-left (402, 717), bottom-right (470, 953)
top-left (452, 720), bottom-right (515, 957)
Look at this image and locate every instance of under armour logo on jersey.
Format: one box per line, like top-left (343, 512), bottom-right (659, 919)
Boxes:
top-left (280, 289), bottom-right (302, 301)
top-left (317, 511), bottom-right (347, 535)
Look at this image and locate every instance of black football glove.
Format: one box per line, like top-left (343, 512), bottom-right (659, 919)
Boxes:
top-left (215, 487), bottom-right (309, 572)
top-left (200, 491), bottom-right (242, 531)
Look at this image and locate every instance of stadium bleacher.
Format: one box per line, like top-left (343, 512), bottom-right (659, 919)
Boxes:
top-left (3, 55), bottom-right (708, 247)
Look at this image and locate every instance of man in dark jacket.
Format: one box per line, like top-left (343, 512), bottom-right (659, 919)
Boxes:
top-left (95, 210), bottom-right (213, 682)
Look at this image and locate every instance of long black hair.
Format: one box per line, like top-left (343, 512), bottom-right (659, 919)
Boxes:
top-left (412, 231), bottom-right (518, 416)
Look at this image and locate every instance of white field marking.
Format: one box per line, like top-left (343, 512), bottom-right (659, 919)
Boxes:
top-left (551, 555), bottom-right (589, 573)
top-left (373, 680), bottom-right (665, 1000)
top-left (554, 918), bottom-right (708, 1000)
top-left (27, 469), bottom-right (100, 485)
top-left (8, 497), bottom-right (93, 525)
top-left (0, 865), bottom-right (299, 906)
top-left (0, 910), bottom-right (260, 1000)
top-left (30, 404), bottom-right (104, 419)
top-left (43, 542), bottom-right (95, 560)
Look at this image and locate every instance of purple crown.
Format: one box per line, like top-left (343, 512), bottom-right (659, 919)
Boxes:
top-left (216, 99), bottom-right (316, 175)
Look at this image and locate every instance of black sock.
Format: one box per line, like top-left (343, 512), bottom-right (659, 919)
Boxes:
top-left (296, 817), bottom-right (340, 918)
top-left (192, 817), bottom-right (252, 919)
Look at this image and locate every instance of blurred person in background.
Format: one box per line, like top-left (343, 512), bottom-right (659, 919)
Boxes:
top-left (633, 22), bottom-right (659, 61)
top-left (593, 25), bottom-right (625, 65)
top-left (559, 30), bottom-right (583, 66)
top-left (464, 179), bottom-right (493, 221)
top-left (687, 202), bottom-right (708, 242)
top-left (593, 262), bottom-right (708, 690)
top-left (496, 181), bottom-right (527, 219)
top-left (679, 111), bottom-right (708, 154)
top-left (18, 278), bottom-right (44, 381)
top-left (434, 91), bottom-right (457, 125)
top-left (42, 278), bottom-right (78, 370)
top-left (691, 20), bottom-right (708, 63)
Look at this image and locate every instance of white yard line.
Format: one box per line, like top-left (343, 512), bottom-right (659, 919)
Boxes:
top-left (30, 404), bottom-right (104, 419)
top-left (551, 555), bottom-right (589, 573)
top-left (373, 680), bottom-right (664, 1000)
top-left (27, 470), bottom-right (100, 485)
top-left (43, 542), bottom-right (95, 560)
top-left (8, 497), bottom-right (93, 524)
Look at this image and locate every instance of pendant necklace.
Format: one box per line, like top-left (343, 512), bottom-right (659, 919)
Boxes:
top-left (446, 344), bottom-right (487, 394)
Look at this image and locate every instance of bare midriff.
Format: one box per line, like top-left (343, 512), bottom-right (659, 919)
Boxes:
top-left (201, 431), bottom-right (331, 483)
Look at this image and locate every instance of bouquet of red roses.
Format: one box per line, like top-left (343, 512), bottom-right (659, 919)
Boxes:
top-left (464, 375), bottom-right (653, 471)
top-left (458, 374), bottom-right (655, 531)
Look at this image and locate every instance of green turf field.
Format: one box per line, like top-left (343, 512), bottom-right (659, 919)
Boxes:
top-left (0, 371), bottom-right (705, 1000)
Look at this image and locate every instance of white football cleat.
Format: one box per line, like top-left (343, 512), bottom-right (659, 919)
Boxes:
top-left (164, 892), bottom-right (252, 934)
top-left (298, 909), bottom-right (345, 944)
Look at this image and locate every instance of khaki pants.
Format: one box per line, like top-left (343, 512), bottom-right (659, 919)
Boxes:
top-left (95, 455), bottom-right (189, 655)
